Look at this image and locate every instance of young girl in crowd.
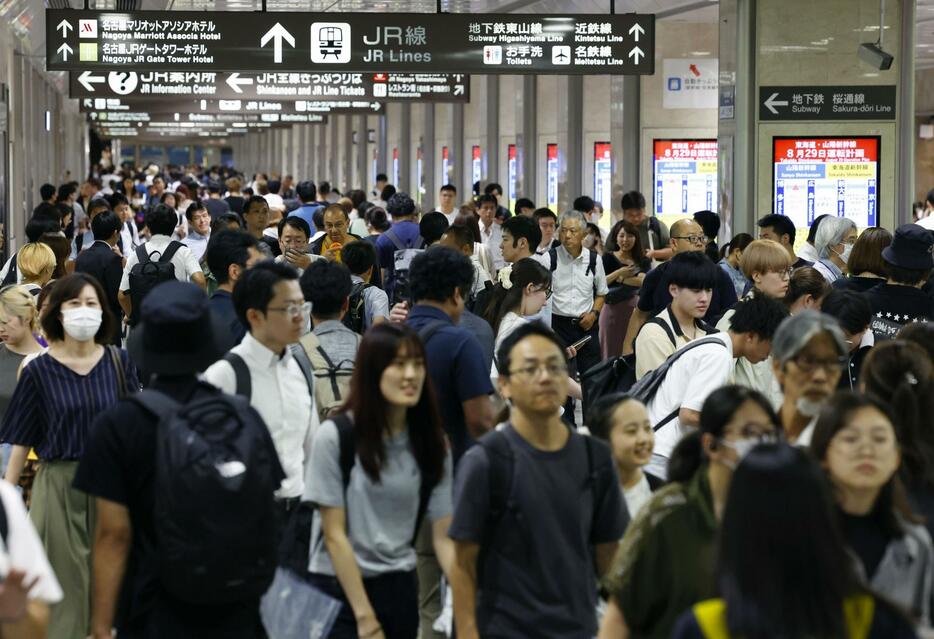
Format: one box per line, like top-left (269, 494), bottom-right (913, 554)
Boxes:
top-left (785, 266), bottom-right (831, 313)
top-left (672, 444), bottom-right (917, 638)
top-left (588, 393), bottom-right (662, 519)
top-left (811, 391), bottom-right (934, 627)
top-left (600, 220), bottom-right (650, 360)
top-left (0, 273), bottom-right (139, 639)
top-left (306, 322), bottom-right (455, 639)
top-left (599, 386), bottom-right (780, 639)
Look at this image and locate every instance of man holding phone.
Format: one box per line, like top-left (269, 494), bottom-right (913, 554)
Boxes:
top-left (549, 210), bottom-right (608, 392)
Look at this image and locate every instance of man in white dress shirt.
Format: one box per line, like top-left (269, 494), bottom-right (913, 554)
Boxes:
top-left (477, 194), bottom-right (505, 274)
top-left (203, 261), bottom-right (318, 517)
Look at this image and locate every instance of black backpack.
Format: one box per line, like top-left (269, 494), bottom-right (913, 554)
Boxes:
top-left (278, 413), bottom-right (436, 579)
top-left (548, 247), bottom-right (599, 298)
top-left (628, 335), bottom-right (728, 431)
top-left (342, 280), bottom-right (371, 334)
top-left (128, 241), bottom-right (183, 325)
top-left (222, 343), bottom-right (315, 399)
top-left (130, 387), bottom-right (283, 604)
top-left (384, 227), bottom-right (425, 305)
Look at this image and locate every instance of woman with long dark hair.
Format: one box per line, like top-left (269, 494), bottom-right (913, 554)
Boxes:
top-left (305, 322), bottom-right (454, 639)
top-left (717, 232), bottom-right (753, 298)
top-left (600, 220), bottom-right (650, 359)
top-left (811, 391), bottom-right (934, 627)
top-left (599, 386), bottom-right (781, 639)
top-left (672, 443), bottom-right (916, 638)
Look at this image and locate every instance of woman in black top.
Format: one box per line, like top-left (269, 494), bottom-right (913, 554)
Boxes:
top-left (833, 227), bottom-right (892, 293)
top-left (599, 220), bottom-right (650, 359)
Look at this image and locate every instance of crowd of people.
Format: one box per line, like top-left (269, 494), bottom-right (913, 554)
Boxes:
top-left (0, 160), bottom-right (931, 639)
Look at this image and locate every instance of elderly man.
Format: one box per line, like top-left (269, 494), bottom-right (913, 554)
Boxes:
top-left (770, 310), bottom-right (847, 446)
top-left (549, 210), bottom-right (608, 383)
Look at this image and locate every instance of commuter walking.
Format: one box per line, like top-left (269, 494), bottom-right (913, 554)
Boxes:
top-left (1, 273), bottom-right (138, 639)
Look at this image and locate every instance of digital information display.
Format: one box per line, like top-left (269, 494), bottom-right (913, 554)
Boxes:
top-left (547, 143), bottom-right (558, 212)
top-left (773, 137), bottom-right (879, 230)
top-left (653, 139), bottom-right (717, 227)
top-left (594, 141), bottom-right (612, 216)
top-left (507, 144), bottom-right (517, 212)
top-left (472, 145), bottom-right (482, 186)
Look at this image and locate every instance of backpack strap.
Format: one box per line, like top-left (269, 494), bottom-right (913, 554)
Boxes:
top-left (384, 227), bottom-right (405, 252)
top-left (223, 353), bottom-right (252, 398)
top-left (127, 388), bottom-right (182, 416)
top-left (76, 232), bottom-right (85, 253)
top-left (477, 429), bottom-right (516, 584)
top-left (312, 343), bottom-right (341, 397)
top-left (329, 413), bottom-right (356, 492)
top-left (0, 498), bottom-right (8, 548)
top-left (288, 343), bottom-right (315, 400)
top-left (644, 316), bottom-right (677, 348)
top-left (417, 319), bottom-right (449, 346)
top-left (135, 244), bottom-right (151, 265)
top-left (107, 345), bottom-right (128, 399)
top-left (411, 470), bottom-right (434, 547)
top-left (159, 240), bottom-right (184, 263)
top-left (548, 247), bottom-right (558, 272)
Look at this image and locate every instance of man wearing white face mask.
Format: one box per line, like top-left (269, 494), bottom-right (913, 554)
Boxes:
top-left (0, 273), bottom-right (139, 639)
top-left (770, 311), bottom-right (847, 447)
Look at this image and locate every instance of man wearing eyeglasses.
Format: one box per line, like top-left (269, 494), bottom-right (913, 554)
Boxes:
top-left (622, 218), bottom-right (738, 356)
top-left (204, 261), bottom-right (318, 520)
top-left (770, 311), bottom-right (848, 446)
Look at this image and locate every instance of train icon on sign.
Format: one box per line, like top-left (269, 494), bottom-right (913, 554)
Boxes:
top-left (310, 23), bottom-right (351, 64)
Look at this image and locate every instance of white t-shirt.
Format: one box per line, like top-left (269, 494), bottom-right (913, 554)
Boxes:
top-left (0, 482), bottom-right (63, 603)
top-left (119, 235), bottom-right (203, 292)
top-left (644, 332), bottom-right (735, 480)
top-left (622, 474), bottom-right (653, 519)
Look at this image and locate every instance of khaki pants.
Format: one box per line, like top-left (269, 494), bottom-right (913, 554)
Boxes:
top-left (30, 461), bottom-right (96, 639)
top-left (415, 519), bottom-right (445, 639)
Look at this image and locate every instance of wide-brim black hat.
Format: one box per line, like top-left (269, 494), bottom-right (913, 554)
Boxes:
top-left (882, 224), bottom-right (934, 270)
top-left (128, 281), bottom-right (229, 375)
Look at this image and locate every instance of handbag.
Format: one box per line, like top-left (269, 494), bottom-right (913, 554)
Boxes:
top-left (261, 567), bottom-right (341, 639)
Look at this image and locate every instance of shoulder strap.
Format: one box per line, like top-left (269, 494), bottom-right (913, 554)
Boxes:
top-left (411, 465), bottom-right (434, 546)
top-left (76, 232), bottom-right (85, 253)
top-left (223, 352), bottom-right (251, 398)
top-left (587, 249), bottom-right (597, 277)
top-left (417, 319), bottom-right (449, 346)
top-left (548, 247), bottom-right (558, 272)
top-left (127, 388), bottom-right (182, 416)
top-left (384, 227), bottom-right (405, 252)
top-left (645, 316), bottom-right (677, 348)
top-left (330, 414), bottom-right (356, 493)
top-left (107, 345), bottom-right (127, 399)
top-left (159, 240), bottom-right (183, 263)
top-left (135, 244), bottom-right (150, 265)
top-left (0, 498), bottom-right (8, 547)
top-left (288, 343), bottom-right (315, 400)
top-left (414, 236), bottom-right (426, 249)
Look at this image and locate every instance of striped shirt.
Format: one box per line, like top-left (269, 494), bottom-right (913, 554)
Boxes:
top-left (0, 349), bottom-right (139, 460)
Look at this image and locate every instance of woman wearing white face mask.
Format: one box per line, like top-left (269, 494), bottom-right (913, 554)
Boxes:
top-left (0, 273), bottom-right (139, 639)
top-left (813, 217), bottom-right (858, 284)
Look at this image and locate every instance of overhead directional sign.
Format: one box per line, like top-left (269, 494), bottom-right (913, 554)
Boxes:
top-left (68, 70), bottom-right (468, 102)
top-left (79, 97), bottom-right (383, 115)
top-left (759, 86), bottom-right (896, 121)
top-left (86, 110), bottom-right (328, 125)
top-left (47, 10), bottom-right (654, 74)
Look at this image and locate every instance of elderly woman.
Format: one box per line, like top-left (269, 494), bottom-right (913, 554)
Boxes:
top-left (770, 311), bottom-right (848, 446)
top-left (812, 216), bottom-right (857, 283)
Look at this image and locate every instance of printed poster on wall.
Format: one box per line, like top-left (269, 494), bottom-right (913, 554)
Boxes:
top-left (772, 137), bottom-right (879, 232)
top-left (653, 139), bottom-right (717, 228)
top-left (663, 58), bottom-right (718, 110)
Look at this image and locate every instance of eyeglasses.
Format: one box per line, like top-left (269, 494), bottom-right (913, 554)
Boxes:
top-left (673, 235), bottom-right (706, 245)
top-left (790, 354), bottom-right (847, 375)
top-left (507, 362), bottom-right (568, 379)
top-left (775, 267), bottom-right (795, 280)
top-left (267, 302), bottom-right (311, 319)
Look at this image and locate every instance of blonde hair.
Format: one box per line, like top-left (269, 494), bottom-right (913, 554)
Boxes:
top-left (226, 176), bottom-right (242, 192)
top-left (0, 285), bottom-right (38, 331)
top-left (739, 239), bottom-right (792, 279)
top-left (17, 242), bottom-right (57, 283)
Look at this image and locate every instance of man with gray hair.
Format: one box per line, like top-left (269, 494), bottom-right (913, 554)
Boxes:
top-left (770, 310), bottom-right (847, 446)
top-left (812, 216), bottom-right (857, 283)
top-left (549, 209), bottom-right (608, 387)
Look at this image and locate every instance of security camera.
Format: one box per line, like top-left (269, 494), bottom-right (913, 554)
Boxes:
top-left (858, 43), bottom-right (893, 70)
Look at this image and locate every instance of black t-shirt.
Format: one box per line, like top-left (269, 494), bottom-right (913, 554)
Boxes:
top-left (838, 509), bottom-right (891, 580)
top-left (73, 377), bottom-right (266, 639)
top-left (833, 276), bottom-right (885, 294)
top-left (864, 283), bottom-right (934, 341)
top-left (224, 195), bottom-right (246, 215)
top-left (637, 258), bottom-right (739, 324)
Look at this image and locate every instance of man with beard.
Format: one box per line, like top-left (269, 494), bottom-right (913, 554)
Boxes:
top-left (770, 311), bottom-right (848, 446)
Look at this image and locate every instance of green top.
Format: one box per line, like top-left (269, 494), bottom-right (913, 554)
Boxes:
top-left (603, 466), bottom-right (718, 639)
